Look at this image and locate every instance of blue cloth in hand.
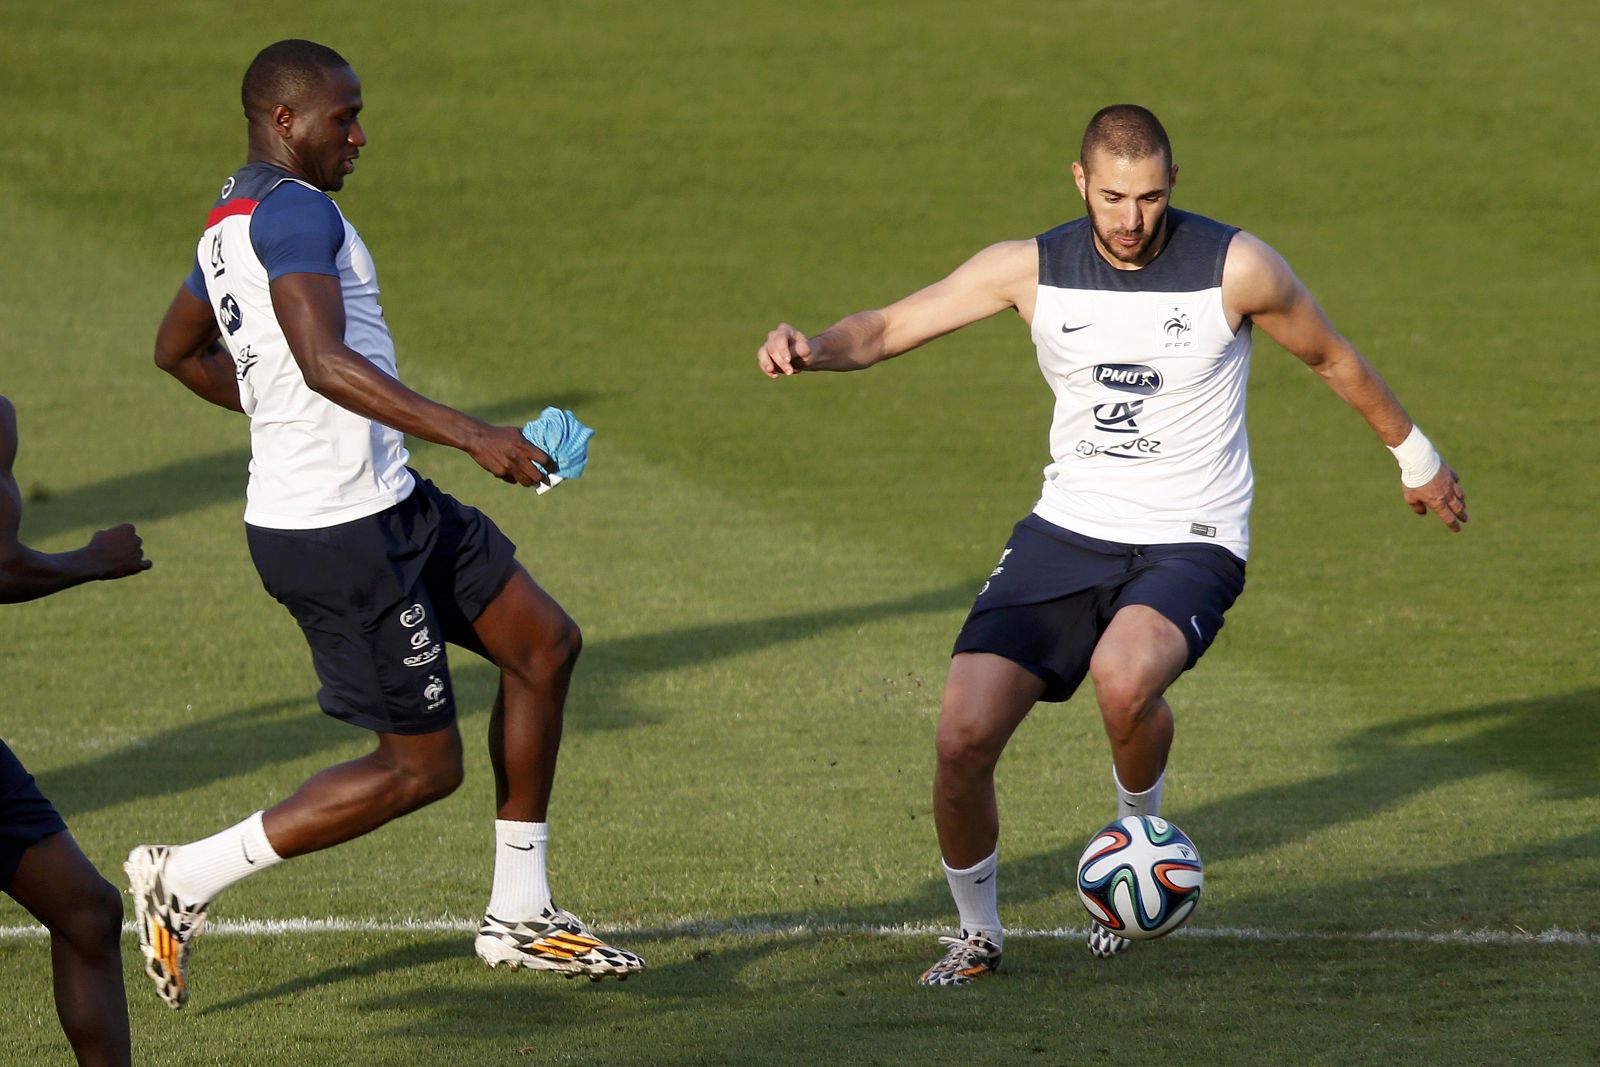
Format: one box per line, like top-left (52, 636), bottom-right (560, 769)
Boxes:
top-left (521, 407), bottom-right (596, 480)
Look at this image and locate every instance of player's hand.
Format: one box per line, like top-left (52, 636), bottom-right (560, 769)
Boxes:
top-left (1404, 462), bottom-right (1467, 532)
top-left (757, 323), bottom-right (813, 378)
top-left (466, 423), bottom-right (554, 488)
top-left (86, 524), bottom-right (152, 579)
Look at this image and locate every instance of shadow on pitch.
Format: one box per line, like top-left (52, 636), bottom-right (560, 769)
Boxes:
top-left (18, 392), bottom-right (586, 542)
top-left (1179, 686), bottom-right (1600, 864)
top-left (197, 935), bottom-right (468, 1017)
top-left (34, 582), bottom-right (971, 816)
top-left (640, 685), bottom-right (1600, 956)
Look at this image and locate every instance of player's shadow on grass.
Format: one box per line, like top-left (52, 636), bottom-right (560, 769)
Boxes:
top-left (1179, 686), bottom-right (1600, 864)
top-left (35, 583), bottom-right (972, 816)
top-left (197, 935), bottom-right (469, 1017)
top-left (17, 392), bottom-right (588, 542)
top-left (672, 687), bottom-right (1600, 947)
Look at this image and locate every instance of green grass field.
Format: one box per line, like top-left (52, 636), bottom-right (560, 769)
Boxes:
top-left (2, 1), bottom-right (1597, 1063)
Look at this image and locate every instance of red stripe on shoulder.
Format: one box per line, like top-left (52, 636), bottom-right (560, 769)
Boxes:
top-left (206, 198), bottom-right (260, 227)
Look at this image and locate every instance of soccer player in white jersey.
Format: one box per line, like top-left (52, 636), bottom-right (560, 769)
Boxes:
top-left (130, 39), bottom-right (643, 1009)
top-left (757, 105), bottom-right (1467, 986)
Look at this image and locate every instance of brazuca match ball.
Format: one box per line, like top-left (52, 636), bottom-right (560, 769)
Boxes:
top-left (1076, 815), bottom-right (1203, 940)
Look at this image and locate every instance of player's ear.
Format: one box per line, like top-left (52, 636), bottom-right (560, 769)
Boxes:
top-left (1071, 161), bottom-right (1088, 202)
top-left (270, 103), bottom-right (296, 140)
top-left (1169, 162), bottom-right (1179, 190)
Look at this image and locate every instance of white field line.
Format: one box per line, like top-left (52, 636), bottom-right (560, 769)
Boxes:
top-left (0, 916), bottom-right (1593, 947)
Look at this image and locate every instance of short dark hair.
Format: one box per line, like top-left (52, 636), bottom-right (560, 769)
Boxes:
top-left (241, 39), bottom-right (351, 121)
top-left (1080, 105), bottom-right (1172, 170)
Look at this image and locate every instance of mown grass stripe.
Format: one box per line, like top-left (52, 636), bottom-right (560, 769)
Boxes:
top-left (1, 918), bottom-right (1592, 947)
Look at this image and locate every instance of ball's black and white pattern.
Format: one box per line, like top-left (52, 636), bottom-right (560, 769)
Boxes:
top-left (1076, 815), bottom-right (1203, 940)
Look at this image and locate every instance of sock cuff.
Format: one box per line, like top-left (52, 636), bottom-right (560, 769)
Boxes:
top-left (244, 810), bottom-right (282, 863)
top-left (1113, 766), bottom-right (1164, 799)
top-left (941, 849), bottom-right (998, 878)
top-left (494, 819), bottom-right (549, 844)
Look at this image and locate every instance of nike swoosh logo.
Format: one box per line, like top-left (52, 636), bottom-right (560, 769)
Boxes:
top-left (1061, 322), bottom-right (1092, 333)
top-left (506, 842), bottom-right (537, 851)
top-left (1189, 615), bottom-right (1204, 641)
top-left (974, 873), bottom-right (994, 884)
top-left (241, 840), bottom-right (256, 866)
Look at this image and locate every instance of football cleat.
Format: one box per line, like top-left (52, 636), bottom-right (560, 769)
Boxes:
top-left (917, 931), bottom-right (1003, 987)
top-left (475, 905), bottom-right (644, 979)
top-left (1087, 921), bottom-right (1132, 959)
top-left (124, 845), bottom-right (210, 1009)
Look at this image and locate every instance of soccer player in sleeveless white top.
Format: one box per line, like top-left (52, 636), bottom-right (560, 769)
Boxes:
top-left (757, 105), bottom-right (1466, 985)
top-left (130, 40), bottom-right (643, 1010)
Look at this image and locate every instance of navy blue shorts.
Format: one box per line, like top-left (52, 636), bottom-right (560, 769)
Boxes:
top-left (246, 473), bottom-right (519, 735)
top-left (952, 514), bottom-right (1246, 702)
top-left (1, 740), bottom-right (68, 891)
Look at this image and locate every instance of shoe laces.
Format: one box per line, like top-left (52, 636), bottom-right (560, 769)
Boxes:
top-left (540, 904), bottom-right (590, 934)
top-left (933, 934), bottom-right (996, 970)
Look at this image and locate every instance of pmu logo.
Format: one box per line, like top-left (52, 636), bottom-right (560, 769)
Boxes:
top-left (219, 293), bottom-right (243, 335)
top-left (1093, 363), bottom-right (1163, 395)
top-left (1093, 400), bottom-right (1143, 435)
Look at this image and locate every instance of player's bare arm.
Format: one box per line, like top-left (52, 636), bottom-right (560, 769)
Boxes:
top-left (758, 239), bottom-right (1038, 377)
top-left (154, 285), bottom-right (246, 413)
top-left (0, 397), bottom-right (150, 604)
top-left (1223, 232), bottom-right (1467, 532)
top-left (268, 271), bottom-right (554, 487)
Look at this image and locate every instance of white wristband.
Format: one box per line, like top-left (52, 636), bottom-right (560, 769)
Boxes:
top-left (1388, 424), bottom-right (1442, 488)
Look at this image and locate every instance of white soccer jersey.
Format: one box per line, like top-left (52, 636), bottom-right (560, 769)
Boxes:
top-left (188, 163), bottom-right (414, 529)
top-left (1029, 209), bottom-right (1253, 558)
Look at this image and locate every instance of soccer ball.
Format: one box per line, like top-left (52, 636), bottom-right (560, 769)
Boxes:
top-left (1075, 815), bottom-right (1203, 940)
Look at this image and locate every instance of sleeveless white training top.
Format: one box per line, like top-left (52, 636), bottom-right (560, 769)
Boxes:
top-left (191, 163), bottom-right (414, 530)
top-left (1029, 208), bottom-right (1253, 558)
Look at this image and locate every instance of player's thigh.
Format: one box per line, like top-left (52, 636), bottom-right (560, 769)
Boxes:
top-left (467, 563), bottom-right (578, 670)
top-left (1088, 605), bottom-right (1189, 705)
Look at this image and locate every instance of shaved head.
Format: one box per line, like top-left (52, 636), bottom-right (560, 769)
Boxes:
top-left (1080, 104), bottom-right (1172, 172)
top-left (241, 39), bottom-right (351, 123)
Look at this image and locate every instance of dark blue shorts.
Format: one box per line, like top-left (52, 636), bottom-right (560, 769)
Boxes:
top-left (952, 514), bottom-right (1246, 702)
top-left (1, 739), bottom-right (68, 891)
top-left (246, 473), bottom-right (519, 735)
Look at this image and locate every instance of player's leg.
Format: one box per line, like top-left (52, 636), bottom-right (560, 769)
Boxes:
top-left (934, 652), bottom-right (1046, 868)
top-left (918, 651), bottom-right (1045, 987)
top-left (1087, 604), bottom-right (1187, 801)
top-left (126, 724), bottom-right (464, 1008)
top-left (129, 501), bottom-right (473, 1007)
top-left (1083, 547), bottom-right (1245, 958)
top-left (463, 563), bottom-right (643, 978)
top-left (6, 831), bottom-right (131, 1067)
top-left (262, 726), bottom-right (465, 854)
top-left (1092, 545), bottom-right (1246, 813)
top-left (472, 566), bottom-right (578, 823)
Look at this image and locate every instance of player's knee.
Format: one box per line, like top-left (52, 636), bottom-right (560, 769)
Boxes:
top-left (1095, 685), bottom-right (1161, 747)
top-left (56, 876), bottom-right (124, 957)
top-left (389, 748), bottom-right (464, 809)
top-left (935, 719), bottom-right (1004, 777)
top-left (551, 615), bottom-right (582, 669)
top-left (1090, 658), bottom-right (1158, 722)
top-left (514, 613), bottom-right (582, 687)
top-left (412, 756), bottom-right (464, 806)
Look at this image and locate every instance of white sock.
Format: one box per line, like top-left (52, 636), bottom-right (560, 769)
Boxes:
top-left (942, 850), bottom-right (1003, 947)
top-left (164, 810), bottom-right (283, 905)
top-left (486, 819), bottom-right (551, 920)
top-left (1115, 766), bottom-right (1165, 819)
